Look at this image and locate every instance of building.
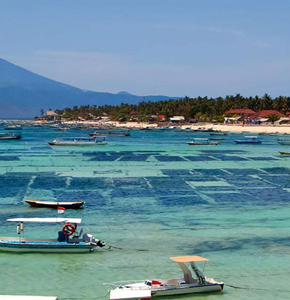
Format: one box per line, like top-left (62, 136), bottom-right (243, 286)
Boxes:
top-left (248, 110), bottom-right (285, 123)
top-left (169, 116), bottom-right (185, 123)
top-left (46, 109), bottom-right (57, 117)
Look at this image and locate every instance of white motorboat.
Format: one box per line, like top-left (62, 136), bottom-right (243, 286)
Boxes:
top-left (105, 256), bottom-right (224, 300)
top-left (0, 217), bottom-right (106, 253)
top-left (187, 138), bottom-right (219, 145)
top-left (0, 132), bottom-right (21, 140)
top-left (47, 137), bottom-right (107, 146)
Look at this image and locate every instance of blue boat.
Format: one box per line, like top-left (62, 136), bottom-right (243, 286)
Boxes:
top-left (0, 217), bottom-right (106, 253)
top-left (234, 136), bottom-right (262, 144)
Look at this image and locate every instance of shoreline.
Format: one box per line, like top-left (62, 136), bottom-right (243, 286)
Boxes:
top-left (6, 119), bottom-right (290, 134)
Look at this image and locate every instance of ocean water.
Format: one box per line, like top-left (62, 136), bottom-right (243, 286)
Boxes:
top-left (0, 126), bottom-right (290, 300)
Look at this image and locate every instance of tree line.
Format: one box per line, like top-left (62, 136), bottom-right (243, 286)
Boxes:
top-left (45, 93), bottom-right (290, 122)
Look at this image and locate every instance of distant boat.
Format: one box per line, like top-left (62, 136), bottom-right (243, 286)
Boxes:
top-left (4, 125), bottom-right (22, 130)
top-left (25, 199), bottom-right (84, 209)
top-left (47, 137), bottom-right (107, 146)
top-left (279, 151), bottom-right (290, 155)
top-left (278, 138), bottom-right (290, 145)
top-left (192, 127), bottom-right (214, 132)
top-left (88, 130), bottom-right (130, 137)
top-left (209, 132), bottom-right (227, 136)
top-left (0, 132), bottom-right (21, 140)
top-left (188, 138), bottom-right (219, 145)
top-left (234, 136), bottom-right (262, 144)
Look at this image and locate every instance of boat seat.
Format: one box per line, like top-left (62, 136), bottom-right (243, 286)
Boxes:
top-left (57, 231), bottom-right (67, 242)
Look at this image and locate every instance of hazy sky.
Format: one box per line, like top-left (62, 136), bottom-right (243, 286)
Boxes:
top-left (1, 0), bottom-right (290, 97)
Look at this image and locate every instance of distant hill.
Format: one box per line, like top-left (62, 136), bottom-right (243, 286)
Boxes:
top-left (0, 58), bottom-right (179, 119)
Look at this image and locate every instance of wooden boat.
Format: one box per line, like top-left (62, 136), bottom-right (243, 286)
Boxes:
top-left (89, 130), bottom-right (130, 137)
top-left (25, 199), bottom-right (84, 209)
top-left (279, 151), bottom-right (290, 155)
top-left (105, 256), bottom-right (224, 299)
top-left (188, 138), bottom-right (219, 145)
top-left (47, 137), bottom-right (107, 146)
top-left (234, 136), bottom-right (262, 144)
top-left (0, 132), bottom-right (21, 140)
top-left (0, 217), bottom-right (106, 253)
top-left (209, 132), bottom-right (227, 136)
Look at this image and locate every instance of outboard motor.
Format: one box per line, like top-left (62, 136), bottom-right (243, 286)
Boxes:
top-left (83, 233), bottom-right (106, 247)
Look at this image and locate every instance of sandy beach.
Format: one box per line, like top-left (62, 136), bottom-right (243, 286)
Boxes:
top-left (57, 120), bottom-right (290, 134)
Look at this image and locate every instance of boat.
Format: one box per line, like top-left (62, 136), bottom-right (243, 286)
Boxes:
top-left (188, 138), bottom-right (219, 145)
top-left (4, 125), bottom-right (22, 130)
top-left (47, 137), bottom-right (107, 146)
top-left (89, 130), bottom-right (130, 137)
top-left (0, 217), bottom-right (106, 253)
top-left (25, 199), bottom-right (84, 209)
top-left (105, 256), bottom-right (224, 300)
top-left (209, 132), bottom-right (227, 136)
top-left (192, 127), bottom-right (214, 132)
top-left (279, 151), bottom-right (290, 155)
top-left (234, 136), bottom-right (262, 144)
top-left (278, 138), bottom-right (290, 145)
top-left (0, 132), bottom-right (21, 140)
top-left (54, 127), bottom-right (68, 132)
top-left (0, 296), bottom-right (58, 300)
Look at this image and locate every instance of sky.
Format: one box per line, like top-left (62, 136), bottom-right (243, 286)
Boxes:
top-left (1, 0), bottom-right (290, 97)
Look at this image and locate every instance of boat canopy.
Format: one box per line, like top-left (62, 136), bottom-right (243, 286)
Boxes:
top-left (170, 255), bottom-right (209, 262)
top-left (7, 218), bottom-right (82, 224)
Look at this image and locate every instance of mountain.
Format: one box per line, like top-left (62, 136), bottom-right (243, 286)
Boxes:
top-left (0, 58), bottom-right (179, 119)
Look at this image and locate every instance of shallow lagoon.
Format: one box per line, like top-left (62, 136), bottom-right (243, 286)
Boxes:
top-left (0, 126), bottom-right (290, 300)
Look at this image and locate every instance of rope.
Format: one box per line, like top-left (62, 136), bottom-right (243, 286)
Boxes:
top-left (226, 284), bottom-right (290, 292)
top-left (105, 244), bottom-right (149, 251)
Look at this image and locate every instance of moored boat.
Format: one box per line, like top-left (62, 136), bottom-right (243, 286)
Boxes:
top-left (234, 136), bottom-right (262, 144)
top-left (47, 137), bottom-right (107, 146)
top-left (89, 130), bottom-right (130, 137)
top-left (279, 151), bottom-right (290, 155)
top-left (0, 217), bottom-right (106, 253)
top-left (0, 132), bottom-right (21, 140)
top-left (188, 138), bottom-right (219, 145)
top-left (4, 125), bottom-right (22, 130)
top-left (105, 256), bottom-right (224, 300)
top-left (25, 199), bottom-right (84, 209)
top-left (278, 138), bottom-right (290, 145)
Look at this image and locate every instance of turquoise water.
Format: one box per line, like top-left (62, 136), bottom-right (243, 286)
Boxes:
top-left (0, 127), bottom-right (290, 300)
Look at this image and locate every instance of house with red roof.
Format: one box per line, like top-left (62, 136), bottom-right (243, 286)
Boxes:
top-left (248, 110), bottom-right (285, 120)
top-left (225, 109), bottom-right (256, 115)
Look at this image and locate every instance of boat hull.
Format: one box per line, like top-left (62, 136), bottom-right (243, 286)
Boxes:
top-left (48, 142), bottom-right (106, 146)
top-left (279, 151), bottom-right (290, 155)
top-left (152, 283), bottom-right (223, 296)
top-left (234, 141), bottom-right (261, 144)
top-left (0, 239), bottom-right (95, 253)
top-left (25, 200), bottom-right (84, 209)
top-left (187, 143), bottom-right (218, 145)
